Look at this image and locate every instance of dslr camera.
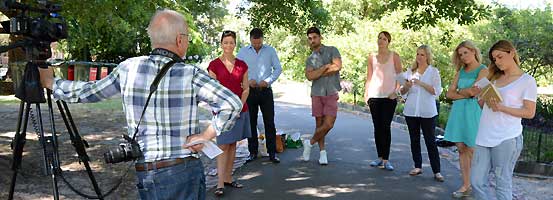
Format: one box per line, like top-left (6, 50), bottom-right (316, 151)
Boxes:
top-left (103, 134), bottom-right (142, 164)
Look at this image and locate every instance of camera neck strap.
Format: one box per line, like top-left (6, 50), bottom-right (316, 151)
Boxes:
top-left (129, 48), bottom-right (184, 142)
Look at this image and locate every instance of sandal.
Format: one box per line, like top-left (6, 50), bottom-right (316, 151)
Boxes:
top-left (214, 187), bottom-right (224, 196)
top-left (409, 168), bottom-right (423, 176)
top-left (224, 181), bottom-right (244, 188)
top-left (434, 173), bottom-right (445, 182)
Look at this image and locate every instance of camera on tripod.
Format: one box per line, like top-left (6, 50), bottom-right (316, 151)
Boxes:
top-left (1, 0), bottom-right (67, 43)
top-left (103, 134), bottom-right (142, 164)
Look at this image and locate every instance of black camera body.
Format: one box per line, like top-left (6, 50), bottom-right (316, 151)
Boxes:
top-left (103, 134), bottom-right (142, 164)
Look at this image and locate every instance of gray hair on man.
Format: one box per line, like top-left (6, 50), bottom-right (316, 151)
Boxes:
top-left (147, 9), bottom-right (187, 47)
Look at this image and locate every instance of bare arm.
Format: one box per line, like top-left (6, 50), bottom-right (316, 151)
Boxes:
top-left (488, 99), bottom-right (536, 119)
top-left (364, 55), bottom-right (373, 103)
top-left (305, 65), bottom-right (328, 81)
top-left (459, 68), bottom-right (488, 97)
top-left (241, 71), bottom-right (249, 105)
top-left (208, 70), bottom-right (217, 80)
top-left (446, 71), bottom-right (470, 100)
top-left (322, 57), bottom-right (342, 76)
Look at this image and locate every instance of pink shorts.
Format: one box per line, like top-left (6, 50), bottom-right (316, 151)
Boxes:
top-left (311, 93), bottom-right (339, 117)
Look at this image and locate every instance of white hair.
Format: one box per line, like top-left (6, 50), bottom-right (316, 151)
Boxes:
top-left (147, 9), bottom-right (187, 47)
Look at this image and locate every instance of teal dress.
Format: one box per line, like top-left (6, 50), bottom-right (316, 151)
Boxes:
top-left (444, 65), bottom-right (485, 147)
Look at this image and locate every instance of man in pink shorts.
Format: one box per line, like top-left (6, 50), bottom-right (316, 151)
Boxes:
top-left (303, 27), bottom-right (342, 165)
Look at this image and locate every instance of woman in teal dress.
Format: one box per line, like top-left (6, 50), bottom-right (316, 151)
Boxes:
top-left (444, 41), bottom-right (488, 198)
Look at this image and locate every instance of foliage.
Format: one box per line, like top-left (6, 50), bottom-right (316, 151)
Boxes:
top-left (239, 0), bottom-right (330, 35)
top-left (57, 0), bottom-right (225, 62)
top-left (471, 6), bottom-right (553, 86)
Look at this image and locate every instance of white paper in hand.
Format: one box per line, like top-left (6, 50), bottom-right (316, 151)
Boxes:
top-left (185, 139), bottom-right (223, 159)
top-left (201, 141), bottom-right (223, 159)
top-left (474, 77), bottom-right (491, 89)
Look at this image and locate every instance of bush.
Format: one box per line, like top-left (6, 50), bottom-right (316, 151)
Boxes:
top-left (523, 95), bottom-right (553, 133)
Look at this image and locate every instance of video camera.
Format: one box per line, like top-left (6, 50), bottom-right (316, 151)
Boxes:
top-left (0, 0), bottom-right (68, 61)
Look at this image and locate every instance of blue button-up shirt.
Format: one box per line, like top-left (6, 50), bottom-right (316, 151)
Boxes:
top-left (51, 54), bottom-right (242, 162)
top-left (237, 44), bottom-right (282, 85)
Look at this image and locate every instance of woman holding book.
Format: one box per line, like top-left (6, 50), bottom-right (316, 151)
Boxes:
top-left (471, 40), bottom-right (537, 200)
top-left (364, 31), bottom-right (403, 171)
top-left (399, 45), bottom-right (443, 181)
top-left (443, 40), bottom-right (488, 198)
top-left (207, 30), bottom-right (251, 196)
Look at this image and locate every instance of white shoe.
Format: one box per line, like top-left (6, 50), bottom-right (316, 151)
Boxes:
top-left (302, 140), bottom-right (312, 161)
top-left (319, 150), bottom-right (328, 165)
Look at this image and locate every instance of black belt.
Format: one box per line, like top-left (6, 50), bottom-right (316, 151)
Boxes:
top-left (135, 157), bottom-right (198, 171)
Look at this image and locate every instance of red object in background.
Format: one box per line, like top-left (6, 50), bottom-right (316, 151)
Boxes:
top-left (100, 67), bottom-right (108, 79)
top-left (89, 67), bottom-right (97, 81)
top-left (67, 65), bottom-right (74, 80)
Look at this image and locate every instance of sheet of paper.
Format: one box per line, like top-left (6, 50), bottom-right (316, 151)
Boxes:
top-left (474, 77), bottom-right (491, 89)
top-left (185, 139), bottom-right (223, 159)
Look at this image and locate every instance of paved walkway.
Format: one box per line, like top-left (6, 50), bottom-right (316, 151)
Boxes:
top-left (204, 81), bottom-right (463, 199)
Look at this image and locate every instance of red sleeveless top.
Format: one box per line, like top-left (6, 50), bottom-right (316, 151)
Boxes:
top-left (208, 58), bottom-right (248, 112)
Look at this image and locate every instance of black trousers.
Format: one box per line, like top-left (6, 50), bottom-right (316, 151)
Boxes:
top-left (368, 98), bottom-right (397, 160)
top-left (405, 116), bottom-right (441, 173)
top-left (247, 87), bottom-right (277, 157)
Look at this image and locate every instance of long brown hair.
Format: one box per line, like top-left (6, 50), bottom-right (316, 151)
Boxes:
top-left (487, 40), bottom-right (521, 81)
top-left (451, 40), bottom-right (482, 72)
top-left (411, 45), bottom-right (433, 72)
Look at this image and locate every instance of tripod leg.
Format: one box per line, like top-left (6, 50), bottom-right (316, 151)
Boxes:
top-left (55, 99), bottom-right (104, 200)
top-left (35, 103), bottom-right (60, 200)
top-left (8, 101), bottom-right (31, 200)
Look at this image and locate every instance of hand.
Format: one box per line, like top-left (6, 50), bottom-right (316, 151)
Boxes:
top-left (467, 86), bottom-right (482, 96)
top-left (258, 80), bottom-right (269, 88)
top-left (411, 78), bottom-right (421, 85)
top-left (248, 80), bottom-right (257, 88)
top-left (39, 67), bottom-right (55, 90)
top-left (485, 97), bottom-right (504, 112)
top-left (388, 92), bottom-right (398, 100)
top-left (184, 134), bottom-right (207, 153)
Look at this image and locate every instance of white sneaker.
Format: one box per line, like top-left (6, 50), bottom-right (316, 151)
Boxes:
top-left (302, 140), bottom-right (312, 161)
top-left (319, 150), bottom-right (328, 165)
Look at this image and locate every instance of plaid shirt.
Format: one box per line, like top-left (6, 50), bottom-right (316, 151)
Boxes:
top-left (52, 55), bottom-right (242, 162)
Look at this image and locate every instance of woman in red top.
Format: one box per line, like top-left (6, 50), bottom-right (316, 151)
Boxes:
top-left (207, 30), bottom-right (251, 196)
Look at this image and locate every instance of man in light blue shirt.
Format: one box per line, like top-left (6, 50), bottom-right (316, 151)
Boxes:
top-left (237, 28), bottom-right (282, 163)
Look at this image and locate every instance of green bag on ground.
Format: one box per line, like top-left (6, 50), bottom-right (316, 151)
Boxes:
top-left (285, 134), bottom-right (303, 148)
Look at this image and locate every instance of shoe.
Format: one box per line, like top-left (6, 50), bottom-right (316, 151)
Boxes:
top-left (319, 150), bottom-right (328, 165)
top-left (452, 187), bottom-right (472, 198)
top-left (246, 153), bottom-right (257, 163)
top-left (369, 159), bottom-right (383, 167)
top-left (380, 161), bottom-right (394, 171)
top-left (434, 173), bottom-right (445, 182)
top-left (302, 140), bottom-right (312, 161)
top-left (409, 168), bottom-right (423, 176)
top-left (224, 181), bottom-right (244, 188)
top-left (214, 187), bottom-right (224, 196)
top-left (269, 156), bottom-right (280, 164)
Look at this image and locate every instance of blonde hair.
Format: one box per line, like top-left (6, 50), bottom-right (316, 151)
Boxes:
top-left (451, 40), bottom-right (482, 71)
top-left (411, 45), bottom-right (433, 72)
top-left (487, 40), bottom-right (521, 81)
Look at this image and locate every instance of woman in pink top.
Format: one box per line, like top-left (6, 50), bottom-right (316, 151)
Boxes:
top-left (364, 31), bottom-right (403, 171)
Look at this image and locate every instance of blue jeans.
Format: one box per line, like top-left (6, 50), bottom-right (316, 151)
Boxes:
top-left (136, 158), bottom-right (205, 200)
top-left (471, 135), bottom-right (523, 200)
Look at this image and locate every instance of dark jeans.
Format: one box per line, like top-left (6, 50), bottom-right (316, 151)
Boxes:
top-left (247, 87), bottom-right (277, 157)
top-left (136, 158), bottom-right (205, 200)
top-left (405, 116), bottom-right (441, 173)
top-left (368, 98), bottom-right (397, 160)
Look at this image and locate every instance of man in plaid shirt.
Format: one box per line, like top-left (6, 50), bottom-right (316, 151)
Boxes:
top-left (39, 9), bottom-right (242, 200)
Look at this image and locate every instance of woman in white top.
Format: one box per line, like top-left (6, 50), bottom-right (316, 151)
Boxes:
top-left (400, 45), bottom-right (443, 181)
top-left (364, 31), bottom-right (403, 171)
top-left (471, 40), bottom-right (537, 200)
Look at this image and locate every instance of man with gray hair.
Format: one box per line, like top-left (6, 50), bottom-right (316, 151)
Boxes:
top-left (39, 9), bottom-right (242, 199)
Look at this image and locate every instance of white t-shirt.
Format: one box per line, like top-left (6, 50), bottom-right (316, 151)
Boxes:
top-left (402, 65), bottom-right (442, 118)
top-left (476, 73), bottom-right (537, 147)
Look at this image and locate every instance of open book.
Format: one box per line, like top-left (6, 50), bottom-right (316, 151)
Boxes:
top-left (474, 77), bottom-right (503, 103)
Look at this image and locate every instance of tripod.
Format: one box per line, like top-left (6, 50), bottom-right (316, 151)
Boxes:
top-left (7, 61), bottom-right (104, 200)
